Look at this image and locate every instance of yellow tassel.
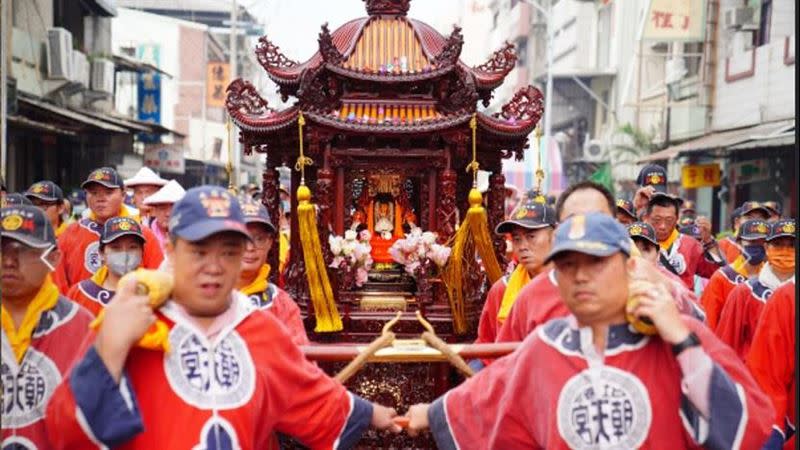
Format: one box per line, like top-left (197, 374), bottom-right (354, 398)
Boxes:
top-left (441, 188), bottom-right (503, 334)
top-left (297, 184), bottom-right (343, 332)
top-left (440, 114), bottom-right (504, 334)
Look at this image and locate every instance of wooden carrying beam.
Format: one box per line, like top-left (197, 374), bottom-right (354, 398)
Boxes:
top-left (302, 341), bottom-right (519, 363)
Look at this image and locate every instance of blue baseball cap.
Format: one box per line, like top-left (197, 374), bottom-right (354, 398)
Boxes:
top-left (168, 186), bottom-right (251, 242)
top-left (101, 217), bottom-right (145, 245)
top-left (1, 205), bottom-right (56, 249)
top-left (767, 219), bottom-right (795, 241)
top-left (544, 212), bottom-right (632, 264)
top-left (240, 197), bottom-right (276, 234)
top-left (25, 180), bottom-right (64, 202)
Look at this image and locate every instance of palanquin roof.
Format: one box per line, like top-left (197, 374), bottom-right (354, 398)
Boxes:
top-left (227, 0), bottom-right (543, 142)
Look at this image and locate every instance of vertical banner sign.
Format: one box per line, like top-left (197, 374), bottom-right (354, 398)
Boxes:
top-left (643, 0), bottom-right (707, 41)
top-left (206, 63), bottom-right (230, 108)
top-left (137, 44), bottom-right (161, 143)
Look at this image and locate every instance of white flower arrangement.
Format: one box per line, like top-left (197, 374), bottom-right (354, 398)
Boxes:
top-left (388, 227), bottom-right (452, 275)
top-left (329, 229), bottom-right (373, 287)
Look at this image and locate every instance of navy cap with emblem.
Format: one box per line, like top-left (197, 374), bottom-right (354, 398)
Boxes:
top-left (767, 219), bottom-right (795, 241)
top-left (627, 222), bottom-right (658, 247)
top-left (5, 193), bottom-right (33, 206)
top-left (737, 219), bottom-right (771, 241)
top-left (100, 216), bottom-right (145, 245)
top-left (739, 201), bottom-right (771, 217)
top-left (1, 205), bottom-right (56, 249)
top-left (544, 213), bottom-right (631, 264)
top-left (678, 223), bottom-right (702, 241)
top-left (25, 180), bottom-right (64, 202)
top-left (240, 197), bottom-right (276, 234)
top-left (495, 192), bottom-right (556, 234)
top-left (636, 164), bottom-right (668, 193)
top-left (615, 198), bottom-right (637, 219)
top-left (81, 167), bottom-right (124, 189)
top-left (169, 185), bottom-right (251, 242)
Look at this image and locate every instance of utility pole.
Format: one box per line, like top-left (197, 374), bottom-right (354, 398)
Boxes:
top-left (230, 0), bottom-right (240, 187)
top-left (523, 0), bottom-right (554, 154)
top-left (1, 0), bottom-right (9, 184)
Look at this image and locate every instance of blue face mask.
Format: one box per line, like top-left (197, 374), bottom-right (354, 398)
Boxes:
top-left (280, 200), bottom-right (290, 212)
top-left (742, 244), bottom-right (766, 265)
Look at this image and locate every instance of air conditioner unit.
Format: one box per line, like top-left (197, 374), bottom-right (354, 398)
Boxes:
top-left (725, 7), bottom-right (755, 30)
top-left (46, 28), bottom-right (72, 80)
top-left (90, 59), bottom-right (115, 94)
top-left (583, 139), bottom-right (606, 162)
top-left (72, 50), bottom-right (89, 87)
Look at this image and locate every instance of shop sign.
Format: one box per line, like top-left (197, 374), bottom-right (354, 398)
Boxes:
top-left (681, 163), bottom-right (720, 189)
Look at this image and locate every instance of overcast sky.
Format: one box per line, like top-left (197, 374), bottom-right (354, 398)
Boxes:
top-left (246, 0), bottom-right (469, 62)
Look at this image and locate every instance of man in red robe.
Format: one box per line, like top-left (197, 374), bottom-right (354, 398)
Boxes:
top-left (236, 197), bottom-right (308, 346)
top-left (700, 219), bottom-right (769, 329)
top-left (405, 213), bottom-right (773, 449)
top-left (54, 167), bottom-right (163, 293)
top-left (1, 205), bottom-right (93, 448)
top-left (471, 194), bottom-right (555, 370)
top-left (747, 281), bottom-right (796, 450)
top-left (44, 186), bottom-right (400, 449)
top-left (715, 219), bottom-right (796, 360)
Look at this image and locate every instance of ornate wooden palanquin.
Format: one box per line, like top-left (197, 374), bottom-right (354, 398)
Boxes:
top-left (227, 0), bottom-right (543, 447)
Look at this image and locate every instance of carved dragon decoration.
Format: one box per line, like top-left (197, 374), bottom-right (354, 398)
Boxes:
top-left (226, 79), bottom-right (273, 117)
top-left (363, 0), bottom-right (411, 16)
top-left (474, 41), bottom-right (517, 74)
top-left (433, 25), bottom-right (464, 68)
top-left (318, 23), bottom-right (345, 65)
top-left (254, 36), bottom-right (299, 71)
top-left (493, 85), bottom-right (544, 124)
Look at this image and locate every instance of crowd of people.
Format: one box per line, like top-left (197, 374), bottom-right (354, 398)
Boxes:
top-left (0, 161), bottom-right (795, 449)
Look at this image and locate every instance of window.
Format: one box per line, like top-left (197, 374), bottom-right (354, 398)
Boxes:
top-left (756, 0), bottom-right (772, 46)
top-left (683, 42), bottom-right (704, 77)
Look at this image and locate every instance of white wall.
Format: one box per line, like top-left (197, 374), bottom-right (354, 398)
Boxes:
top-left (712, 0), bottom-right (795, 131)
top-left (112, 8), bottom-right (204, 133)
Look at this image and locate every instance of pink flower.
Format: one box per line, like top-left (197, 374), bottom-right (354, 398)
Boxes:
top-left (428, 245), bottom-right (451, 267)
top-left (329, 256), bottom-right (344, 268)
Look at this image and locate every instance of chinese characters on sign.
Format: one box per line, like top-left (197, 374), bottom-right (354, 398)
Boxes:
top-left (643, 0), bottom-right (706, 42)
top-left (681, 163), bottom-right (721, 189)
top-left (144, 145), bottom-right (186, 175)
top-left (137, 44), bottom-right (161, 143)
top-left (207, 63), bottom-right (230, 108)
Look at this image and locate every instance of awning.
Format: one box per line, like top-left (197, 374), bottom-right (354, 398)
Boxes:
top-left (112, 54), bottom-right (173, 79)
top-left (727, 131), bottom-right (795, 151)
top-left (76, 109), bottom-right (153, 133)
top-left (7, 115), bottom-right (78, 136)
top-left (17, 97), bottom-right (129, 134)
top-left (638, 119), bottom-right (795, 162)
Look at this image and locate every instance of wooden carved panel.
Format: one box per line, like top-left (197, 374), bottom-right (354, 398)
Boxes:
top-left (437, 169), bottom-right (457, 240)
top-left (317, 168), bottom-right (335, 266)
top-left (488, 172), bottom-right (508, 269)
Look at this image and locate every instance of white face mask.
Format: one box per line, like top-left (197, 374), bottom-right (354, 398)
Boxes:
top-left (105, 251), bottom-right (142, 276)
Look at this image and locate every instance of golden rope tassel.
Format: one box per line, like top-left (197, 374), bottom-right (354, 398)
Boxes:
top-left (295, 112), bottom-right (343, 332)
top-left (441, 114), bottom-right (503, 334)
